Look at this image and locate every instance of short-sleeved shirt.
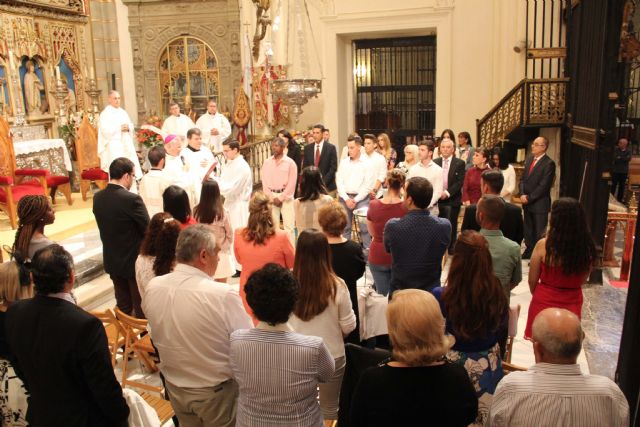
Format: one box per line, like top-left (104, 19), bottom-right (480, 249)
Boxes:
top-left (479, 228), bottom-right (522, 300)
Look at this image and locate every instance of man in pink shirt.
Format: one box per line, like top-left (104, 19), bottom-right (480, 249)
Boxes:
top-left (261, 137), bottom-right (298, 244)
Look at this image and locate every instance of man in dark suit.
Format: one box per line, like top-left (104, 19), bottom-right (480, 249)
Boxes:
top-left (461, 169), bottom-right (524, 245)
top-left (5, 244), bottom-right (129, 426)
top-left (434, 138), bottom-right (466, 253)
top-left (519, 136), bottom-right (556, 258)
top-left (93, 157), bottom-right (149, 317)
top-left (303, 123), bottom-right (337, 193)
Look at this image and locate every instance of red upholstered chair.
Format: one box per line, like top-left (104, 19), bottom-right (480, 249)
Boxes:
top-left (0, 117), bottom-right (46, 229)
top-left (75, 115), bottom-right (108, 200)
top-left (15, 167), bottom-right (72, 206)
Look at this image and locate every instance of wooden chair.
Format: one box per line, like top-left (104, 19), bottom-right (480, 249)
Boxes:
top-left (502, 304), bottom-right (528, 374)
top-left (113, 307), bottom-right (174, 424)
top-left (0, 116), bottom-right (46, 229)
top-left (90, 308), bottom-right (125, 367)
top-left (75, 115), bottom-right (108, 200)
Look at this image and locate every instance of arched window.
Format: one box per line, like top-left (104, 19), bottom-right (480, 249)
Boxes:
top-left (158, 37), bottom-right (219, 118)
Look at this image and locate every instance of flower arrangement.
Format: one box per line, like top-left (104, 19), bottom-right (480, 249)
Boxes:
top-left (136, 115), bottom-right (164, 148)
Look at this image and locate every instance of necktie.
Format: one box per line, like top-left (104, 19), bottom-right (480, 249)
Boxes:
top-left (315, 144), bottom-right (320, 167)
top-left (443, 158), bottom-right (449, 190)
top-left (528, 157), bottom-right (538, 174)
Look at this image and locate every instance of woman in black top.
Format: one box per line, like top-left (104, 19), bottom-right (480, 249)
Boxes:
top-left (278, 129), bottom-right (302, 196)
top-left (351, 289), bottom-right (478, 427)
top-left (318, 201), bottom-right (365, 343)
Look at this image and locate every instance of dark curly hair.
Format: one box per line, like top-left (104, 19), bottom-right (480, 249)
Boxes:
top-left (139, 212), bottom-right (172, 256)
top-left (443, 230), bottom-right (508, 341)
top-left (245, 263), bottom-right (299, 325)
top-left (152, 218), bottom-right (181, 276)
top-left (545, 198), bottom-right (596, 276)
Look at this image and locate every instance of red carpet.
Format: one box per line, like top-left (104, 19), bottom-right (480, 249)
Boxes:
top-left (610, 280), bottom-right (629, 289)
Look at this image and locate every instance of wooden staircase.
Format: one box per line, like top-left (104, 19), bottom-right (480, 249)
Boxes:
top-left (476, 77), bottom-right (569, 149)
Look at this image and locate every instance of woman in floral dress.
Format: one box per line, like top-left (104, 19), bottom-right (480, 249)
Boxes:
top-left (432, 230), bottom-right (509, 425)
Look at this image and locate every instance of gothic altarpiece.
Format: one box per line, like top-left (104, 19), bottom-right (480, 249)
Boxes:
top-left (0, 0), bottom-right (95, 138)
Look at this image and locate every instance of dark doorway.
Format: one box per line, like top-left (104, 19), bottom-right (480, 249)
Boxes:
top-left (353, 36), bottom-right (436, 142)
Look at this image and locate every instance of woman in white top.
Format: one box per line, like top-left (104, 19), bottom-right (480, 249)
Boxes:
top-left (193, 180), bottom-right (234, 281)
top-left (135, 212), bottom-right (181, 299)
top-left (492, 148), bottom-right (516, 201)
top-left (290, 229), bottom-right (356, 423)
top-left (395, 143), bottom-right (419, 174)
top-left (294, 167), bottom-right (333, 234)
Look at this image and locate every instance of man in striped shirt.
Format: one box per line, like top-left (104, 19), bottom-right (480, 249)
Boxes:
top-left (487, 308), bottom-right (629, 426)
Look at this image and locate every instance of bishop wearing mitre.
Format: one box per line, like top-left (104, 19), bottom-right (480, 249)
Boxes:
top-left (98, 90), bottom-right (142, 189)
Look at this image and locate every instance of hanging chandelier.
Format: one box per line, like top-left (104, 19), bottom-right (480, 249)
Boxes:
top-left (270, 0), bottom-right (322, 123)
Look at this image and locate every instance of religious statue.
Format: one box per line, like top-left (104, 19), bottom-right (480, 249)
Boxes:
top-left (61, 75), bottom-right (77, 115)
top-left (252, 0), bottom-right (271, 60)
top-left (23, 59), bottom-right (44, 115)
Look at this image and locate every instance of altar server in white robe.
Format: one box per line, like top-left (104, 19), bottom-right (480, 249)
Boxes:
top-left (161, 102), bottom-right (195, 143)
top-left (195, 99), bottom-right (231, 153)
top-left (179, 128), bottom-right (216, 203)
top-left (216, 139), bottom-right (252, 270)
top-left (161, 134), bottom-right (196, 205)
top-left (138, 145), bottom-right (166, 217)
top-left (98, 91), bottom-right (142, 187)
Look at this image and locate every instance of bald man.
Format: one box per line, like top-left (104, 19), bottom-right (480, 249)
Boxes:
top-left (487, 308), bottom-right (628, 426)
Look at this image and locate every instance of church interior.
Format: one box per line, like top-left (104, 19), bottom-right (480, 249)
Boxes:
top-left (1, 0), bottom-right (640, 425)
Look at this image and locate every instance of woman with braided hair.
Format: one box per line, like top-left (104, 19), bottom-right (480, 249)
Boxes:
top-left (12, 195), bottom-right (55, 259)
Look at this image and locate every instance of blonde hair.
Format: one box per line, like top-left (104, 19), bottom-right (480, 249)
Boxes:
top-left (403, 144), bottom-right (419, 166)
top-left (378, 133), bottom-right (392, 160)
top-left (387, 289), bottom-right (454, 366)
top-left (242, 191), bottom-right (275, 245)
top-left (0, 261), bottom-right (34, 305)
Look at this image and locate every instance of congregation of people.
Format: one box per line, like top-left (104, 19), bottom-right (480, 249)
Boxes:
top-left (0, 108), bottom-right (631, 426)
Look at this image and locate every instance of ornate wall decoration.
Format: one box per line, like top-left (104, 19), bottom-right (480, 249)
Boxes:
top-left (252, 64), bottom-right (287, 129)
top-left (12, 17), bottom-right (48, 60)
top-left (12, 0), bottom-right (84, 15)
top-left (123, 0), bottom-right (242, 123)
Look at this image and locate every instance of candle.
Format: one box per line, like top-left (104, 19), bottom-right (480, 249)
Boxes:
top-left (90, 66), bottom-right (95, 79)
top-left (55, 66), bottom-right (61, 80)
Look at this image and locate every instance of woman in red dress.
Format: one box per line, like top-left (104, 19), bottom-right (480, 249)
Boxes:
top-left (524, 197), bottom-right (596, 339)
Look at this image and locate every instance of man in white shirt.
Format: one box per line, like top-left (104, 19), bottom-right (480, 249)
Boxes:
top-left (143, 225), bottom-right (253, 427)
top-left (138, 145), bottom-right (166, 217)
top-left (98, 91), bottom-right (142, 187)
top-left (487, 308), bottom-right (629, 427)
top-left (408, 140), bottom-right (443, 215)
top-left (261, 137), bottom-right (298, 245)
top-left (363, 134), bottom-right (387, 199)
top-left (161, 102), bottom-right (195, 142)
top-left (216, 140), bottom-right (252, 274)
top-left (180, 128), bottom-right (215, 203)
top-left (336, 134), bottom-right (372, 247)
top-left (161, 134), bottom-right (196, 205)
top-left (196, 99), bottom-right (232, 153)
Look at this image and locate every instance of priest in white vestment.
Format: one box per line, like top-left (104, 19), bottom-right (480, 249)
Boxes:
top-left (195, 100), bottom-right (231, 153)
top-left (98, 91), bottom-right (142, 183)
top-left (179, 128), bottom-right (216, 203)
top-left (161, 135), bottom-right (196, 205)
top-left (138, 145), bottom-right (166, 217)
top-left (161, 102), bottom-right (195, 143)
top-left (215, 140), bottom-right (252, 271)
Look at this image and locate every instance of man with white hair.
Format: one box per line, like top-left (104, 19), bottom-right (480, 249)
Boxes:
top-left (487, 308), bottom-right (629, 426)
top-left (162, 101), bottom-right (195, 141)
top-left (161, 134), bottom-right (195, 204)
top-left (196, 99), bottom-right (231, 152)
top-left (98, 90), bottom-right (142, 184)
top-left (143, 225), bottom-right (253, 427)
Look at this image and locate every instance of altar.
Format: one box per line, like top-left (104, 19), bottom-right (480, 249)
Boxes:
top-left (14, 138), bottom-right (72, 177)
